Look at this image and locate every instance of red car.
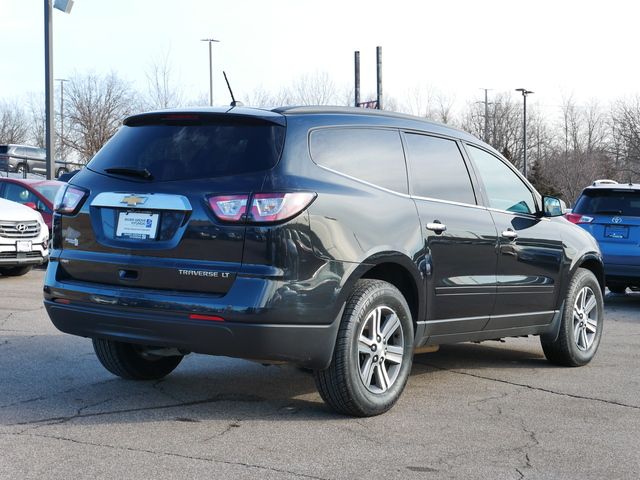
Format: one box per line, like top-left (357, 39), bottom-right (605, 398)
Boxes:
top-left (0, 178), bottom-right (65, 230)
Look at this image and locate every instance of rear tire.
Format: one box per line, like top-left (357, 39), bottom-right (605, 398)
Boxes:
top-left (16, 163), bottom-right (28, 174)
top-left (607, 283), bottom-right (627, 294)
top-left (314, 279), bottom-right (414, 417)
top-left (0, 266), bottom-right (33, 277)
top-left (92, 338), bottom-right (183, 380)
top-left (541, 268), bottom-right (603, 367)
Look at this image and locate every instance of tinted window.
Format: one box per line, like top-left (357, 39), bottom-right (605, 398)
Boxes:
top-left (0, 146), bottom-right (8, 154)
top-left (574, 189), bottom-right (640, 216)
top-left (310, 128), bottom-right (408, 193)
top-left (467, 145), bottom-right (536, 214)
top-left (88, 119), bottom-right (285, 182)
top-left (404, 133), bottom-right (476, 204)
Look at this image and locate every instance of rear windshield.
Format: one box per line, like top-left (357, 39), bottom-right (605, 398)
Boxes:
top-left (87, 119), bottom-right (285, 182)
top-left (574, 189), bottom-right (640, 216)
top-left (0, 146), bottom-right (9, 154)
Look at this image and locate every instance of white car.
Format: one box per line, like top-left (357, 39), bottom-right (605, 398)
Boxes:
top-left (0, 197), bottom-right (49, 276)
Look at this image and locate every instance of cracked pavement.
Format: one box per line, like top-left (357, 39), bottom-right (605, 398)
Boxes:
top-left (1, 270), bottom-right (639, 479)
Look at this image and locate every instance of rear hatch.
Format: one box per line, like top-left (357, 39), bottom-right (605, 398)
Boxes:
top-left (572, 187), bottom-right (640, 265)
top-left (55, 110), bottom-right (286, 295)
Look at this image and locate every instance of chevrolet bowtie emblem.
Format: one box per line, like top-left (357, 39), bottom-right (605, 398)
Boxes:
top-left (121, 195), bottom-right (147, 207)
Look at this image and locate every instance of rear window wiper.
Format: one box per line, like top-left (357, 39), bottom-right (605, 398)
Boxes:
top-left (104, 167), bottom-right (153, 180)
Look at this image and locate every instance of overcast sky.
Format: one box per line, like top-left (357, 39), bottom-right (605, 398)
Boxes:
top-left (2, 0), bottom-right (639, 112)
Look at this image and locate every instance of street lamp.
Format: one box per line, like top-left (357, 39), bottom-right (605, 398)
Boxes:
top-left (515, 88), bottom-right (534, 179)
top-left (55, 78), bottom-right (68, 161)
top-left (200, 38), bottom-right (220, 106)
top-left (45, 0), bottom-right (74, 180)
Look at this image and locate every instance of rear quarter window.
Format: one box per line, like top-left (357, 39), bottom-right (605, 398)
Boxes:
top-left (309, 128), bottom-right (408, 193)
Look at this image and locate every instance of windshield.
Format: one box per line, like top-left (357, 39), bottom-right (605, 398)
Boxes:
top-left (573, 189), bottom-right (640, 216)
top-left (33, 183), bottom-right (64, 203)
top-left (87, 119), bottom-right (285, 182)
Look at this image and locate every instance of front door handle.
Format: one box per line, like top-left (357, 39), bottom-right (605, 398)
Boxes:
top-left (426, 221), bottom-right (447, 234)
top-left (502, 229), bottom-right (518, 240)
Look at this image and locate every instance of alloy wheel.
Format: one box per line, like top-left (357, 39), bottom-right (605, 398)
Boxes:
top-left (357, 306), bottom-right (404, 393)
top-left (573, 286), bottom-right (598, 351)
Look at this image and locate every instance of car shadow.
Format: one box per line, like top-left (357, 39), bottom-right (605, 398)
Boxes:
top-left (0, 333), bottom-right (556, 427)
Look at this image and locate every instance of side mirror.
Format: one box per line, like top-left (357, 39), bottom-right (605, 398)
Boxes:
top-left (23, 202), bottom-right (37, 210)
top-left (542, 196), bottom-right (565, 217)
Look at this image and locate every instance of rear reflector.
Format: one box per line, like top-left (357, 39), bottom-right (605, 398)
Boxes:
top-left (53, 298), bottom-right (72, 305)
top-left (189, 314), bottom-right (225, 322)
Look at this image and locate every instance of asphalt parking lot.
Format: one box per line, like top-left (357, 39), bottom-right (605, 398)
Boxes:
top-left (1, 269), bottom-right (638, 480)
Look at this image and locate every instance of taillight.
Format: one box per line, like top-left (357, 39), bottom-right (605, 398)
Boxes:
top-left (208, 192), bottom-right (316, 223)
top-left (565, 213), bottom-right (594, 224)
top-left (249, 192), bottom-right (316, 222)
top-left (207, 194), bottom-right (249, 222)
top-left (54, 185), bottom-right (88, 215)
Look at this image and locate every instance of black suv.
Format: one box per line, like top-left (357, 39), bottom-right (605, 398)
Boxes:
top-left (44, 107), bottom-right (605, 416)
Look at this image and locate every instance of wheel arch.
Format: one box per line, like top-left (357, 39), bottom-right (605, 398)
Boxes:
top-left (339, 252), bottom-right (425, 332)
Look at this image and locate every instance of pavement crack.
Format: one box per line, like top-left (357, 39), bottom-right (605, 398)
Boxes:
top-left (420, 361), bottom-right (640, 410)
top-left (0, 431), bottom-right (329, 480)
top-left (10, 393), bottom-right (265, 427)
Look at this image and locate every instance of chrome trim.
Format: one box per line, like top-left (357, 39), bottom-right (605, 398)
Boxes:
top-left (427, 310), bottom-right (557, 324)
top-left (91, 192), bottom-right (192, 211)
top-left (411, 194), bottom-right (487, 210)
top-left (426, 222), bottom-right (447, 233)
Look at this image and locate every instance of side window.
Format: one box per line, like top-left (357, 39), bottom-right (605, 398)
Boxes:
top-left (466, 145), bottom-right (536, 214)
top-left (4, 183), bottom-right (38, 205)
top-left (309, 128), bottom-right (408, 193)
top-left (404, 133), bottom-right (476, 204)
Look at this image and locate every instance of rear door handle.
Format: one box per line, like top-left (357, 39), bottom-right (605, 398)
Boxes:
top-left (502, 229), bottom-right (518, 240)
top-left (426, 222), bottom-right (447, 233)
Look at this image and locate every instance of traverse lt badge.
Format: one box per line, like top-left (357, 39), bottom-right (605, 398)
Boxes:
top-left (121, 195), bottom-right (148, 207)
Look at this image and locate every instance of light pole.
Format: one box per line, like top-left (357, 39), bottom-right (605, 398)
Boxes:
top-left (516, 88), bottom-right (534, 179)
top-left (55, 78), bottom-right (67, 162)
top-left (200, 38), bottom-right (220, 106)
top-left (45, 0), bottom-right (73, 180)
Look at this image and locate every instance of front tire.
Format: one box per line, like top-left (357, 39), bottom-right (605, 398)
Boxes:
top-left (541, 268), bottom-right (603, 366)
top-left (92, 338), bottom-right (183, 380)
top-left (0, 266), bottom-right (33, 277)
top-left (314, 279), bottom-right (414, 417)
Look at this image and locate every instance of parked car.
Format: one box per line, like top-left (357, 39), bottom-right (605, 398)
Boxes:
top-left (566, 180), bottom-right (640, 293)
top-left (44, 106), bottom-right (605, 416)
top-left (0, 198), bottom-right (49, 276)
top-left (0, 144), bottom-right (82, 177)
top-left (0, 178), bottom-right (66, 231)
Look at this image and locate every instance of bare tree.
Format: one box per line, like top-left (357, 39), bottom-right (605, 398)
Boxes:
top-left (64, 72), bottom-right (135, 161)
top-left (611, 96), bottom-right (640, 180)
top-left (144, 49), bottom-right (183, 110)
top-left (0, 100), bottom-right (29, 144)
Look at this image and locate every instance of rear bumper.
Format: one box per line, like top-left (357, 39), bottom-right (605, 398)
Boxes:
top-left (43, 259), bottom-right (345, 369)
top-left (604, 263), bottom-right (640, 285)
top-left (45, 300), bottom-right (341, 369)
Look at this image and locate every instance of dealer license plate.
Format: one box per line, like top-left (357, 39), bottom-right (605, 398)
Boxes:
top-left (605, 225), bottom-right (628, 239)
top-left (116, 212), bottom-right (159, 240)
top-left (16, 240), bottom-right (32, 252)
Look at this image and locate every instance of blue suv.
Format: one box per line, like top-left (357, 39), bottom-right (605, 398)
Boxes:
top-left (567, 181), bottom-right (640, 293)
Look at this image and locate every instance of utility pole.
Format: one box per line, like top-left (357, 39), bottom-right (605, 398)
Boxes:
top-left (201, 38), bottom-right (220, 106)
top-left (55, 78), bottom-right (68, 161)
top-left (376, 46), bottom-right (382, 110)
top-left (516, 88), bottom-right (534, 179)
top-left (480, 88), bottom-right (492, 143)
top-left (354, 51), bottom-right (360, 107)
top-left (44, 0), bottom-right (54, 179)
